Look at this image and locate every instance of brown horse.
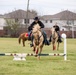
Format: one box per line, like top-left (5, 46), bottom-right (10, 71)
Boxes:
top-left (32, 24), bottom-right (44, 59)
top-left (50, 27), bottom-right (59, 50)
top-left (18, 32), bottom-right (29, 47)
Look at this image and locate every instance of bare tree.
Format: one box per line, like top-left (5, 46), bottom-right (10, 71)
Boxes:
top-left (31, 9), bottom-right (38, 16)
top-left (5, 19), bottom-right (21, 37)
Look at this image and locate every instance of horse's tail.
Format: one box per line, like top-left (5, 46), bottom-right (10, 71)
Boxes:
top-left (18, 35), bottom-right (22, 44)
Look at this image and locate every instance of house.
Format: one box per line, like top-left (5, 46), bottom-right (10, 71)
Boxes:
top-left (41, 10), bottom-right (76, 31)
top-left (0, 9), bottom-right (37, 36)
top-left (0, 9), bottom-right (37, 29)
top-left (0, 15), bottom-right (6, 36)
top-left (4, 9), bottom-right (37, 27)
top-left (0, 15), bottom-right (6, 30)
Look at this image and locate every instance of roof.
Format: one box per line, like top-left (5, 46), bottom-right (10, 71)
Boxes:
top-left (42, 10), bottom-right (76, 20)
top-left (4, 9), bottom-right (37, 19)
top-left (2, 9), bottom-right (76, 20)
top-left (0, 15), bottom-right (4, 18)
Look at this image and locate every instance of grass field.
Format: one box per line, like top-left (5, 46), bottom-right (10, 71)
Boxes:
top-left (0, 38), bottom-right (76, 75)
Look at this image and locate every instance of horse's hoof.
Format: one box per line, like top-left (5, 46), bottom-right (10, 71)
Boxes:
top-left (35, 55), bottom-right (37, 57)
top-left (37, 56), bottom-right (40, 60)
top-left (53, 46), bottom-right (56, 50)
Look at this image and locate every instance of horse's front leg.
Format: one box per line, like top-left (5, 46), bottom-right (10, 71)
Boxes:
top-left (33, 45), bottom-right (38, 55)
top-left (37, 46), bottom-right (43, 60)
top-left (39, 42), bottom-right (43, 53)
top-left (52, 41), bottom-right (56, 50)
top-left (36, 46), bottom-right (39, 54)
top-left (37, 42), bottom-right (43, 60)
top-left (33, 46), bottom-right (38, 57)
top-left (32, 41), bottom-right (35, 52)
top-left (37, 47), bottom-right (40, 60)
top-left (33, 46), bottom-right (36, 53)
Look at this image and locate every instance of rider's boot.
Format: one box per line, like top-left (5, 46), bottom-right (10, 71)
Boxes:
top-left (30, 35), bottom-right (34, 47)
top-left (42, 31), bottom-right (50, 45)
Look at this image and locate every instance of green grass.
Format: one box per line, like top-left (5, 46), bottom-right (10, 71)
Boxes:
top-left (0, 38), bottom-right (76, 75)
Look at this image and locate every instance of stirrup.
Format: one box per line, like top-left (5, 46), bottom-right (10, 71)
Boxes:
top-left (45, 40), bottom-right (50, 45)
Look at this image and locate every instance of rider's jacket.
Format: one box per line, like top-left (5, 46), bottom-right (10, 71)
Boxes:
top-left (28, 20), bottom-right (44, 31)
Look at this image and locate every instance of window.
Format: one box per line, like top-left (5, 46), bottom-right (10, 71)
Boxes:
top-left (66, 20), bottom-right (74, 25)
top-left (50, 20), bottom-right (52, 23)
top-left (62, 29), bottom-right (64, 31)
top-left (24, 19), bottom-right (29, 24)
top-left (24, 19), bottom-right (26, 23)
top-left (45, 20), bottom-right (48, 23)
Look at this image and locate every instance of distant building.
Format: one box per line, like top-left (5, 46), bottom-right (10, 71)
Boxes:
top-left (0, 15), bottom-right (6, 30)
top-left (0, 9), bottom-right (37, 36)
top-left (4, 9), bottom-right (37, 27)
top-left (41, 10), bottom-right (76, 31)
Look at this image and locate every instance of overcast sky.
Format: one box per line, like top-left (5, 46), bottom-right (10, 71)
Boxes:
top-left (0, 0), bottom-right (76, 15)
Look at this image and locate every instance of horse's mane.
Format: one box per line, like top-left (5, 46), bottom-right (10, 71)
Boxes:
top-left (33, 23), bottom-right (40, 30)
top-left (50, 27), bottom-right (55, 33)
top-left (32, 24), bottom-right (41, 35)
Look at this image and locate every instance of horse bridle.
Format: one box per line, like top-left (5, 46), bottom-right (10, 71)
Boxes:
top-left (32, 31), bottom-right (38, 35)
top-left (32, 30), bottom-right (43, 44)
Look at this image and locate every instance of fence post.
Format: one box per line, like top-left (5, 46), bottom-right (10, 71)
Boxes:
top-left (61, 33), bottom-right (67, 60)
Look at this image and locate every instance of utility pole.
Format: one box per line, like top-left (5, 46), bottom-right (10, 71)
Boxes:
top-left (26, 0), bottom-right (30, 29)
top-left (72, 20), bottom-right (74, 38)
top-left (72, 12), bottom-right (74, 38)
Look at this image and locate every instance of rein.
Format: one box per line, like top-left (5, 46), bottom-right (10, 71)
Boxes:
top-left (38, 34), bottom-right (43, 40)
top-left (32, 31), bottom-right (37, 34)
top-left (32, 30), bottom-right (43, 45)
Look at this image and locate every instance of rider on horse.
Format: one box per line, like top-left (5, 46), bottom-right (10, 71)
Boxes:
top-left (28, 17), bottom-right (50, 47)
top-left (49, 22), bottom-right (62, 43)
